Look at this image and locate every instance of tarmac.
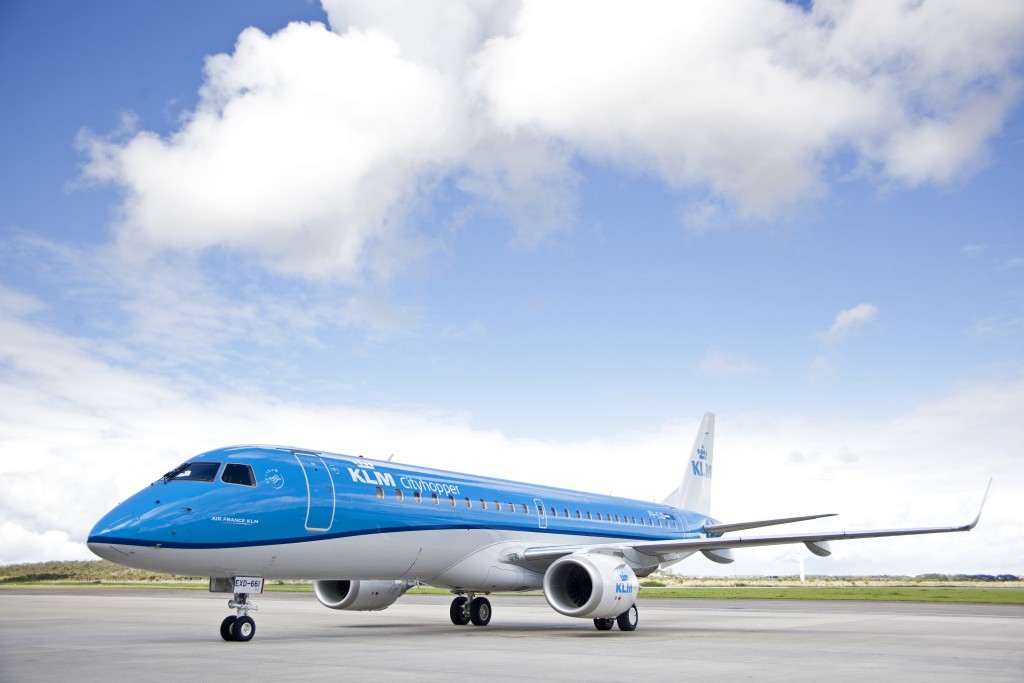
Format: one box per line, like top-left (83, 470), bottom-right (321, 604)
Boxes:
top-left (1, 589), bottom-right (1022, 682)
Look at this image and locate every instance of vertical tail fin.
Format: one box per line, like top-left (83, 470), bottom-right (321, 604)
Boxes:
top-left (661, 412), bottom-right (715, 516)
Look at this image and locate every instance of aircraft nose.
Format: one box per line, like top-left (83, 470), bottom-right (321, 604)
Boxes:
top-left (86, 538), bottom-right (116, 561)
top-left (87, 514), bottom-right (127, 559)
top-left (87, 503), bottom-right (155, 565)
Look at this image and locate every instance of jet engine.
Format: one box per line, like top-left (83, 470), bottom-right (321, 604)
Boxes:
top-left (313, 579), bottom-right (411, 611)
top-left (542, 553), bottom-right (639, 619)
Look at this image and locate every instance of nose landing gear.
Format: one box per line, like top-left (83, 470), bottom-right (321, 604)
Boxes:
top-left (221, 592), bottom-right (258, 642)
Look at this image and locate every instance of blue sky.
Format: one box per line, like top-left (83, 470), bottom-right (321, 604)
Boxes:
top-left (1, 1), bottom-right (1022, 575)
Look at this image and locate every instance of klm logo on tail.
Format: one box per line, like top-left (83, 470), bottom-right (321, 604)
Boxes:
top-left (691, 443), bottom-right (711, 478)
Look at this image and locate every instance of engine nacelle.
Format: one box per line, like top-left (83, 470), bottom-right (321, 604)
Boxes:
top-left (543, 553), bottom-right (639, 619)
top-left (313, 579), bottom-right (410, 611)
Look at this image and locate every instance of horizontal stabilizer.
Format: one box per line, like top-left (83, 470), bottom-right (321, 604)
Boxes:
top-left (704, 513), bottom-right (838, 535)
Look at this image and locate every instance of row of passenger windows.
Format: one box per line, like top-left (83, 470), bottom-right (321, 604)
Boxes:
top-left (373, 486), bottom-right (677, 528)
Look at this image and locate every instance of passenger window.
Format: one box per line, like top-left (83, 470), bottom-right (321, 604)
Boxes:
top-left (523, 503), bottom-right (530, 514)
top-left (465, 497), bottom-right (472, 508)
top-left (508, 502), bottom-right (515, 513)
top-left (575, 510), bottom-right (582, 519)
top-left (495, 501), bottom-right (502, 512)
top-left (563, 508), bottom-right (569, 518)
top-left (221, 464), bottom-right (255, 487)
top-left (414, 490), bottom-right (422, 503)
top-left (375, 486), bottom-right (384, 499)
top-left (550, 507), bottom-right (557, 517)
top-left (587, 511), bottom-right (593, 520)
top-left (596, 512), bottom-right (602, 521)
top-left (449, 495), bottom-right (456, 507)
top-left (431, 492), bottom-right (439, 505)
top-left (480, 499), bottom-right (487, 510)
top-left (395, 489), bottom-right (404, 501)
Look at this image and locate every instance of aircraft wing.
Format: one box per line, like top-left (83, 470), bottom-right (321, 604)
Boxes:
top-left (521, 480), bottom-right (990, 564)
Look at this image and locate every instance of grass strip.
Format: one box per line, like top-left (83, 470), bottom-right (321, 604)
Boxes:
top-left (638, 586), bottom-right (1024, 604)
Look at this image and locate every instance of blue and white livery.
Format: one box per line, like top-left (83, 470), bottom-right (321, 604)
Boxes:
top-left (88, 412), bottom-right (988, 641)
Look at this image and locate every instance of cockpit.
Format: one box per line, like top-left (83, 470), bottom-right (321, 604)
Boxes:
top-left (161, 461), bottom-right (256, 487)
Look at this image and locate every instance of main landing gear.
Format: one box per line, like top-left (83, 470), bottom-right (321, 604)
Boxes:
top-left (449, 592), bottom-right (491, 626)
top-left (221, 592), bottom-right (258, 642)
top-left (593, 604), bottom-right (638, 632)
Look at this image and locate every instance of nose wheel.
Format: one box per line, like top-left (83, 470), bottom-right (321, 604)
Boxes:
top-left (221, 592), bottom-right (258, 641)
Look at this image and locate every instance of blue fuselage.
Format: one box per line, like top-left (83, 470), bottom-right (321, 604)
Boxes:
top-left (88, 446), bottom-right (711, 587)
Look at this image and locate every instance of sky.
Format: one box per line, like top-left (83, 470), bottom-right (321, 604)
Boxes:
top-left (1, 0), bottom-right (1022, 577)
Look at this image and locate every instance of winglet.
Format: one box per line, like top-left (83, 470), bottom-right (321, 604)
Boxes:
top-left (965, 478), bottom-right (992, 530)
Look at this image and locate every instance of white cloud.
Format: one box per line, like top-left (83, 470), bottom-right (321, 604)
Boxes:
top-left (1, 233), bottom-right (419, 371)
top-left (0, 523), bottom-right (93, 565)
top-left (680, 200), bottom-right (727, 235)
top-left (1003, 257), bottom-right (1024, 269)
top-left (809, 354), bottom-right (836, 384)
top-left (321, 0), bottom-right (519, 72)
top-left (0, 285), bottom-right (45, 317)
top-left (470, 0), bottom-right (1024, 217)
top-left (820, 303), bottom-right (879, 343)
top-left (1, 295), bottom-right (1020, 574)
top-left (697, 349), bottom-right (762, 376)
top-left (75, 0), bottom-right (1024, 281)
top-left (79, 21), bottom-right (470, 282)
top-left (972, 313), bottom-right (1024, 339)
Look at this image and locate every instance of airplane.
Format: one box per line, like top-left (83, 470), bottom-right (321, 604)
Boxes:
top-left (87, 412), bottom-right (989, 641)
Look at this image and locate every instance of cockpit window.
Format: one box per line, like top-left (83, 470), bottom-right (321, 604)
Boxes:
top-left (163, 462), bottom-right (221, 482)
top-left (221, 463), bottom-right (256, 487)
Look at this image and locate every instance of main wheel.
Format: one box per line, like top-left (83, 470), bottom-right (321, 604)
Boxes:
top-left (450, 596), bottom-right (471, 625)
top-left (470, 597), bottom-right (491, 626)
top-left (220, 615), bottom-right (237, 641)
top-left (616, 604), bottom-right (638, 632)
top-left (234, 615), bottom-right (256, 642)
top-left (593, 617), bottom-right (615, 631)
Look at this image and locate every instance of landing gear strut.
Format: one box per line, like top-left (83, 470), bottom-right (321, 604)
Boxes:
top-left (449, 592), bottom-right (491, 626)
top-left (221, 592), bottom-right (258, 642)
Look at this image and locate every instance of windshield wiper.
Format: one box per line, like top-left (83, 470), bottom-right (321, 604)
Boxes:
top-left (161, 463), bottom-right (190, 483)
